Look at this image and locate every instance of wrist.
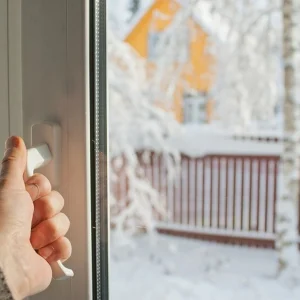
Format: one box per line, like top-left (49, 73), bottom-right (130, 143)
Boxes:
top-left (0, 237), bottom-right (30, 300)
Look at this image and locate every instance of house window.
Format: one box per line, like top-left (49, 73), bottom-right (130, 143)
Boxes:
top-left (183, 92), bottom-right (207, 124)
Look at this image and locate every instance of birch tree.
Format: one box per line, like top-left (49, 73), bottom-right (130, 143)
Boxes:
top-left (276, 0), bottom-right (300, 274)
top-left (207, 0), bottom-right (300, 273)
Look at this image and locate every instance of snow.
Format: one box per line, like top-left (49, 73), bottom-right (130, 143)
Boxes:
top-left (108, 0), bottom-right (155, 40)
top-left (206, 0), bottom-right (282, 128)
top-left (126, 123), bottom-right (284, 158)
top-left (107, 0), bottom-right (300, 280)
top-left (109, 0), bottom-right (224, 41)
top-left (168, 124), bottom-right (283, 157)
top-left (191, 0), bottom-right (229, 41)
top-left (108, 29), bottom-right (181, 234)
top-left (156, 222), bottom-right (276, 240)
top-left (111, 234), bottom-right (300, 300)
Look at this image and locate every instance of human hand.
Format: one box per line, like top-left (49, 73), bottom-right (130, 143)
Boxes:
top-left (0, 136), bottom-right (72, 299)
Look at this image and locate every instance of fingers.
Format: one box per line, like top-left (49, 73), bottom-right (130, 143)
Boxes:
top-left (0, 136), bottom-right (27, 189)
top-left (38, 237), bottom-right (72, 263)
top-left (32, 191), bottom-right (64, 227)
top-left (25, 173), bottom-right (52, 201)
top-left (31, 213), bottom-right (70, 249)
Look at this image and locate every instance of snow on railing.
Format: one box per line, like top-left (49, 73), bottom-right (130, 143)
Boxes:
top-left (111, 152), bottom-right (284, 248)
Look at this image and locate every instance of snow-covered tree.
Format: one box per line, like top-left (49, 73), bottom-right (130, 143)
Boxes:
top-left (128, 0), bottom-right (140, 19)
top-left (144, 0), bottom-right (282, 129)
top-left (147, 0), bottom-right (203, 112)
top-left (275, 0), bottom-right (300, 275)
top-left (205, 0), bottom-right (282, 130)
top-left (108, 0), bottom-right (204, 238)
top-left (202, 0), bottom-right (300, 273)
top-left (206, 0), bottom-right (300, 274)
top-left (108, 2), bottom-right (300, 271)
top-left (108, 29), bottom-right (181, 237)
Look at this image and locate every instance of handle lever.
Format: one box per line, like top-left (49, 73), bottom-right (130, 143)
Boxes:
top-left (27, 144), bottom-right (74, 280)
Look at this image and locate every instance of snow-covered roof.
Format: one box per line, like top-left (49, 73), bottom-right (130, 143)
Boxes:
top-left (168, 125), bottom-right (283, 158)
top-left (130, 124), bottom-right (283, 158)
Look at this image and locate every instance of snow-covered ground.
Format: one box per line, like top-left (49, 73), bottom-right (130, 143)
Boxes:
top-left (110, 234), bottom-right (300, 300)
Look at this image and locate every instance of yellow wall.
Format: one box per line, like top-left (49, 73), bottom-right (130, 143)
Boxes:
top-left (125, 0), bottom-right (213, 123)
top-left (126, 0), bottom-right (179, 57)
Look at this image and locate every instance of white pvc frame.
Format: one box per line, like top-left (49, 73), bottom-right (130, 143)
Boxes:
top-left (1, 1), bottom-right (94, 299)
top-left (0, 0), bottom-right (9, 154)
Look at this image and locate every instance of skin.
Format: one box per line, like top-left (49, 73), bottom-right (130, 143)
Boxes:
top-left (0, 136), bottom-right (72, 299)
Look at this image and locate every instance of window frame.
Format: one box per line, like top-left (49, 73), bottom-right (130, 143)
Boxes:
top-left (0, 0), bottom-right (106, 299)
top-left (0, 0), bottom-right (9, 154)
top-left (183, 92), bottom-right (207, 124)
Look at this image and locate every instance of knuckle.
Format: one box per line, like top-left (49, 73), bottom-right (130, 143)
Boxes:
top-left (60, 213), bottom-right (70, 230)
top-left (28, 173), bottom-right (52, 193)
top-left (36, 191), bottom-right (64, 219)
top-left (39, 198), bottom-right (56, 219)
top-left (30, 229), bottom-right (44, 249)
top-left (2, 147), bottom-right (17, 159)
top-left (46, 219), bottom-right (60, 240)
top-left (2, 154), bottom-right (17, 164)
top-left (48, 229), bottom-right (58, 242)
top-left (52, 191), bottom-right (65, 208)
top-left (1, 155), bottom-right (17, 175)
top-left (49, 213), bottom-right (70, 238)
top-left (59, 238), bottom-right (72, 260)
top-left (39, 176), bottom-right (51, 193)
top-left (49, 238), bottom-right (72, 262)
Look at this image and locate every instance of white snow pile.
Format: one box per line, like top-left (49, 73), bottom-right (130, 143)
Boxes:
top-left (111, 234), bottom-right (300, 300)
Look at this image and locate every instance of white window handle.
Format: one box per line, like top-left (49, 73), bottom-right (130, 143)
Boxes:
top-left (27, 144), bottom-right (74, 280)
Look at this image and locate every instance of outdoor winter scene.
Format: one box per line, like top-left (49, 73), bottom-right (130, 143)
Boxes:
top-left (108, 0), bottom-right (300, 299)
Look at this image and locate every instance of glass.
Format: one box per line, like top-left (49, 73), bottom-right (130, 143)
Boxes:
top-left (104, 1), bottom-right (300, 300)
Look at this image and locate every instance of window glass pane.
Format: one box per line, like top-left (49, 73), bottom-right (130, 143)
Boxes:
top-left (106, 1), bottom-right (300, 300)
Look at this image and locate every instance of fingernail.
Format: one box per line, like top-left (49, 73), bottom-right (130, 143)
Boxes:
top-left (5, 136), bottom-right (19, 150)
top-left (39, 246), bottom-right (54, 259)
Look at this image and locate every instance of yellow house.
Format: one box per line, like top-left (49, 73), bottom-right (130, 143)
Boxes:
top-left (122, 0), bottom-right (214, 123)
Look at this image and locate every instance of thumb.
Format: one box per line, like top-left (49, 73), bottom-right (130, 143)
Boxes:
top-left (0, 136), bottom-right (27, 190)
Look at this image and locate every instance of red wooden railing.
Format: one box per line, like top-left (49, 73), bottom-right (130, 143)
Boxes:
top-left (111, 153), bottom-right (282, 248)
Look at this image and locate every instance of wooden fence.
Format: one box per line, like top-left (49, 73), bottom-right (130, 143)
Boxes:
top-left (112, 153), bottom-right (286, 248)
